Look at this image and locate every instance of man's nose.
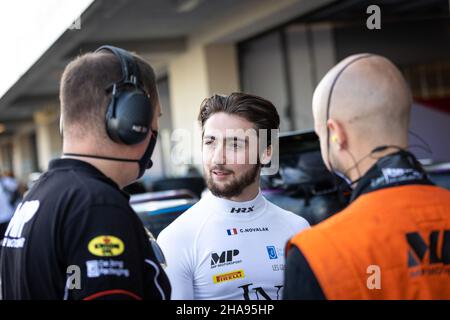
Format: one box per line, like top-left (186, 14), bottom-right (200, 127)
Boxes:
top-left (211, 143), bottom-right (226, 165)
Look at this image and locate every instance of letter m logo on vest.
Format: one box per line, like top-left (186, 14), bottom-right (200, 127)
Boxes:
top-left (406, 230), bottom-right (450, 268)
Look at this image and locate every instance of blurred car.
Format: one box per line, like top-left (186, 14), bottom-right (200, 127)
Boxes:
top-left (422, 161), bottom-right (450, 190)
top-left (130, 189), bottom-right (198, 237)
top-left (261, 130), bottom-right (351, 225)
top-left (152, 176), bottom-right (206, 198)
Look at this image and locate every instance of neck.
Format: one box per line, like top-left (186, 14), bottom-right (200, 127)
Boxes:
top-left (228, 180), bottom-right (260, 202)
top-left (62, 145), bottom-right (136, 188)
top-left (346, 144), bottom-right (407, 182)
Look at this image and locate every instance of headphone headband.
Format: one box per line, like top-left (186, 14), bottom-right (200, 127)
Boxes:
top-left (92, 45), bottom-right (154, 146)
top-left (95, 45), bottom-right (142, 87)
top-left (63, 45), bottom-right (157, 177)
top-left (325, 54), bottom-right (374, 171)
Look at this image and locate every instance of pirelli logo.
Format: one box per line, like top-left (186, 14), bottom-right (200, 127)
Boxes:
top-left (213, 270), bottom-right (245, 284)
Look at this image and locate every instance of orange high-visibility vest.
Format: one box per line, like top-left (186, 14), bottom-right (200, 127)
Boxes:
top-left (287, 185), bottom-right (450, 299)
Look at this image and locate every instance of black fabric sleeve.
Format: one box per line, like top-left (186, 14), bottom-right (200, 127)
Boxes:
top-left (283, 245), bottom-right (326, 300)
top-left (62, 204), bottom-right (170, 300)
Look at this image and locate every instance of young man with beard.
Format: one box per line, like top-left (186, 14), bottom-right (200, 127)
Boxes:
top-left (158, 93), bottom-right (309, 300)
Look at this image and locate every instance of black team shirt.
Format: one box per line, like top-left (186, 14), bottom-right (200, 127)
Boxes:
top-left (0, 158), bottom-right (171, 300)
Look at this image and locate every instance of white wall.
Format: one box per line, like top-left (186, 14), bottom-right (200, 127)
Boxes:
top-left (168, 43), bottom-right (239, 175)
top-left (240, 22), bottom-right (336, 132)
top-left (34, 109), bottom-right (62, 172)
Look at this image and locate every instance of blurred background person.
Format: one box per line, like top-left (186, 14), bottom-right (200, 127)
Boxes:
top-left (0, 172), bottom-right (15, 237)
top-left (1, 171), bottom-right (20, 207)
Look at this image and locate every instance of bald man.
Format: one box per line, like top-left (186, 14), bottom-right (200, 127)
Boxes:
top-left (283, 54), bottom-right (450, 300)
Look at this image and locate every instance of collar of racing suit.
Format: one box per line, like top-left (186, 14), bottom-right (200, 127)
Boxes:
top-left (49, 158), bottom-right (130, 199)
top-left (350, 150), bottom-right (434, 202)
top-left (206, 189), bottom-right (267, 220)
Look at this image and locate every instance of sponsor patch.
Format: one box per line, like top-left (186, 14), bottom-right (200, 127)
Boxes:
top-left (2, 201), bottom-right (40, 249)
top-left (86, 259), bottom-right (130, 278)
top-left (211, 250), bottom-right (242, 269)
top-left (213, 270), bottom-right (245, 284)
top-left (88, 235), bottom-right (124, 257)
top-left (272, 264), bottom-right (285, 272)
top-left (230, 206), bottom-right (254, 213)
top-left (225, 227), bottom-right (269, 236)
top-left (266, 246), bottom-right (284, 260)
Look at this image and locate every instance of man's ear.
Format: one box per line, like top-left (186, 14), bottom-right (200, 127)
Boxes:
top-left (59, 113), bottom-right (63, 137)
top-left (260, 145), bottom-right (273, 165)
top-left (327, 119), bottom-right (347, 150)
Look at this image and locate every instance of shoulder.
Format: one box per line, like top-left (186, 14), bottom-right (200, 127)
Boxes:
top-left (265, 198), bottom-right (310, 230)
top-left (157, 197), bottom-right (211, 244)
top-left (290, 197), bottom-right (362, 250)
top-left (73, 173), bottom-right (130, 207)
top-left (39, 168), bottom-right (130, 212)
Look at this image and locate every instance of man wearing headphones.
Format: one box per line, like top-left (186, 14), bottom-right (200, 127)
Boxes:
top-left (0, 46), bottom-right (170, 299)
top-left (284, 54), bottom-right (450, 299)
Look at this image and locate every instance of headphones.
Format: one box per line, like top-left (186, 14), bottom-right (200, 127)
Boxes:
top-left (62, 46), bottom-right (158, 179)
top-left (325, 54), bottom-right (374, 169)
top-left (95, 45), bottom-right (154, 145)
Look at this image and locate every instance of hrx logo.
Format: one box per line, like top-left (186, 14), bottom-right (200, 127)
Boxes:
top-left (406, 230), bottom-right (450, 267)
top-left (211, 250), bottom-right (240, 268)
top-left (230, 206), bottom-right (254, 213)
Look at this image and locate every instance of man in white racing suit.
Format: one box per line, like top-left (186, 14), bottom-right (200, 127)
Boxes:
top-left (158, 93), bottom-right (310, 300)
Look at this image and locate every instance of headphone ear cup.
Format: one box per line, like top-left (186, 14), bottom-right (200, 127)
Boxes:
top-left (59, 114), bottom-right (63, 137)
top-left (105, 95), bottom-right (122, 143)
top-left (109, 89), bottom-right (153, 145)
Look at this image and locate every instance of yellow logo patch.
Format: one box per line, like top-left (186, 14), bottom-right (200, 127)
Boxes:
top-left (88, 235), bottom-right (124, 257)
top-left (213, 270), bottom-right (245, 284)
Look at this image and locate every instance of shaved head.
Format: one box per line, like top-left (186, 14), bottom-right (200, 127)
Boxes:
top-left (312, 54), bottom-right (412, 178)
top-left (313, 54), bottom-right (411, 142)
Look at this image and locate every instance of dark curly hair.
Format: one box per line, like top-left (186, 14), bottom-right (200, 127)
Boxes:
top-left (198, 92), bottom-right (280, 146)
